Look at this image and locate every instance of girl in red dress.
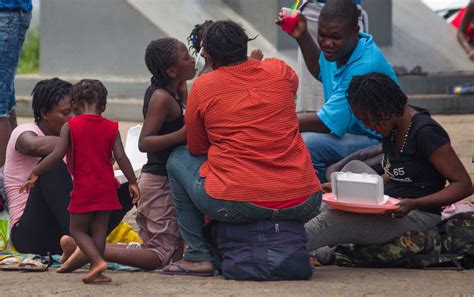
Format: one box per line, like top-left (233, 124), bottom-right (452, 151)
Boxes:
top-left (21, 79), bottom-right (140, 284)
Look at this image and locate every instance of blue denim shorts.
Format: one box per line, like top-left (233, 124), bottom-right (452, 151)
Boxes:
top-left (0, 11), bottom-right (31, 117)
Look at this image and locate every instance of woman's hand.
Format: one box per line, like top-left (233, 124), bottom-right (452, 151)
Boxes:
top-left (176, 126), bottom-right (186, 143)
top-left (19, 174), bottom-right (39, 193)
top-left (129, 182), bottom-right (140, 204)
top-left (390, 198), bottom-right (418, 218)
top-left (321, 182), bottom-right (332, 193)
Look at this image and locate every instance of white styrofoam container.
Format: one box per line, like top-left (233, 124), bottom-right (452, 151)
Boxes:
top-left (331, 172), bottom-right (386, 205)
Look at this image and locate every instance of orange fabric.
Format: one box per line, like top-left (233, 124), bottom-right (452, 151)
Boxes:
top-left (185, 58), bottom-right (320, 203)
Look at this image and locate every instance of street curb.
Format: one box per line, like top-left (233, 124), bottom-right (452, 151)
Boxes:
top-left (15, 94), bottom-right (473, 122)
top-left (16, 96), bottom-right (143, 122)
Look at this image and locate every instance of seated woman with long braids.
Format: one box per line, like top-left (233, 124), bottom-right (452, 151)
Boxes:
top-left (161, 20), bottom-right (321, 275)
top-left (305, 72), bottom-right (472, 256)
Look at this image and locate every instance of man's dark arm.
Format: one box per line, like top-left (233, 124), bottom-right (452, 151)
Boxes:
top-left (298, 112), bottom-right (331, 133)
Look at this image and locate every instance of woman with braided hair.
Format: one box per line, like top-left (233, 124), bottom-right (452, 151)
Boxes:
top-left (3, 78), bottom-right (134, 256)
top-left (162, 20), bottom-right (321, 276)
top-left (304, 72), bottom-right (472, 260)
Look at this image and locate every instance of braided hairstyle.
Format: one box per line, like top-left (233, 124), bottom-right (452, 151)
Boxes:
top-left (203, 20), bottom-right (255, 67)
top-left (188, 20), bottom-right (214, 55)
top-left (347, 72), bottom-right (407, 127)
top-left (69, 79), bottom-right (108, 109)
top-left (31, 78), bottom-right (72, 123)
top-left (320, 0), bottom-right (358, 31)
top-left (143, 38), bottom-right (178, 117)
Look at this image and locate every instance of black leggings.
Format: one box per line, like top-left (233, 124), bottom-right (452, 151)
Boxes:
top-left (10, 162), bottom-right (133, 255)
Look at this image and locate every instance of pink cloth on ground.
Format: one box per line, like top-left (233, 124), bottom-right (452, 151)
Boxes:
top-left (3, 123), bottom-right (45, 228)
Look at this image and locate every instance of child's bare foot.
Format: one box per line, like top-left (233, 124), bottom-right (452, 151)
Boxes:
top-left (57, 247), bottom-right (89, 273)
top-left (59, 235), bottom-right (77, 263)
top-left (82, 260), bottom-right (108, 284)
top-left (83, 273), bottom-right (112, 284)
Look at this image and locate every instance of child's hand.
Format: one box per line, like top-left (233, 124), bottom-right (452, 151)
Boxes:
top-left (19, 174), bottom-right (39, 193)
top-left (250, 49), bottom-right (264, 60)
top-left (129, 183), bottom-right (140, 204)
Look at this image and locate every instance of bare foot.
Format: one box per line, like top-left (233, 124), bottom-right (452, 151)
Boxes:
top-left (57, 247), bottom-right (89, 273)
top-left (83, 273), bottom-right (112, 284)
top-left (59, 235), bottom-right (77, 263)
top-left (82, 260), bottom-right (108, 284)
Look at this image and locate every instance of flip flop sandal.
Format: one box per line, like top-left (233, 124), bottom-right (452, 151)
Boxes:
top-left (159, 262), bottom-right (215, 277)
top-left (0, 256), bottom-right (22, 271)
top-left (19, 253), bottom-right (52, 272)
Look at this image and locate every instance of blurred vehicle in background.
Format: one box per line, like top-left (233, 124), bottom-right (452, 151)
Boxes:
top-left (421, 0), bottom-right (469, 20)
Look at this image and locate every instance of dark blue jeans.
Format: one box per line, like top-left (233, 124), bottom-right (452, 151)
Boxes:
top-left (166, 146), bottom-right (322, 263)
top-left (0, 10), bottom-right (31, 117)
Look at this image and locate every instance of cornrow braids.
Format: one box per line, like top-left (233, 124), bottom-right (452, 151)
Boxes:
top-left (347, 72), bottom-right (407, 127)
top-left (188, 20), bottom-right (214, 55)
top-left (203, 20), bottom-right (256, 67)
top-left (31, 78), bottom-right (72, 123)
top-left (143, 38), bottom-right (178, 117)
top-left (69, 79), bottom-right (108, 108)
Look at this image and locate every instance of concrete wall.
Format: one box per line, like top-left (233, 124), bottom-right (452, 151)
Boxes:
top-left (40, 0), bottom-right (165, 77)
top-left (223, 0), bottom-right (297, 50)
top-left (364, 0), bottom-right (392, 46)
top-left (224, 0), bottom-right (393, 48)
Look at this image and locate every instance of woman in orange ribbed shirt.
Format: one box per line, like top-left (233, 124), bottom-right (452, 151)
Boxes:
top-left (162, 21), bottom-right (322, 275)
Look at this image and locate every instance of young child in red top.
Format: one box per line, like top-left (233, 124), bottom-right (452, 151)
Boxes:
top-left (21, 79), bottom-right (140, 284)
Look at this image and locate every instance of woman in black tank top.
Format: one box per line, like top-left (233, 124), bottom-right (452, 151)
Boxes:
top-left (141, 85), bottom-right (184, 176)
